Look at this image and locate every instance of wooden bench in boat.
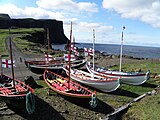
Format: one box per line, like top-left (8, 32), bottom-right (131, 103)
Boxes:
top-left (0, 87), bottom-right (12, 95)
top-left (47, 79), bottom-right (66, 91)
top-left (56, 78), bottom-right (79, 91)
top-left (15, 84), bottom-right (27, 93)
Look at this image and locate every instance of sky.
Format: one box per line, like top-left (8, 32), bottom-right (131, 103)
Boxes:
top-left (0, 0), bottom-right (160, 47)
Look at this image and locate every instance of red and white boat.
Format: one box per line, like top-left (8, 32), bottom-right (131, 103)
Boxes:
top-left (86, 62), bottom-right (150, 85)
top-left (63, 67), bottom-right (120, 92)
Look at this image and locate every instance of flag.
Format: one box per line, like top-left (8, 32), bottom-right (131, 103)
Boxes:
top-left (84, 48), bottom-right (94, 56)
top-left (45, 54), bottom-right (53, 61)
top-left (84, 48), bottom-right (89, 56)
top-left (88, 48), bottom-right (94, 56)
top-left (2, 59), bottom-right (15, 68)
top-left (71, 44), bottom-right (79, 56)
top-left (75, 51), bottom-right (79, 56)
top-left (71, 44), bottom-right (77, 52)
top-left (64, 54), bottom-right (76, 61)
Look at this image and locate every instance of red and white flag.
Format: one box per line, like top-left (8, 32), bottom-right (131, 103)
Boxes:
top-left (64, 54), bottom-right (76, 61)
top-left (88, 48), bottom-right (94, 56)
top-left (71, 44), bottom-right (77, 52)
top-left (75, 51), bottom-right (79, 56)
top-left (45, 54), bottom-right (53, 61)
top-left (84, 48), bottom-right (94, 56)
top-left (2, 59), bottom-right (15, 68)
top-left (84, 48), bottom-right (89, 56)
top-left (71, 44), bottom-right (79, 56)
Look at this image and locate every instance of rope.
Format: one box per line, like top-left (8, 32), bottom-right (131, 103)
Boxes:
top-left (89, 93), bottom-right (97, 108)
top-left (146, 70), bottom-right (150, 80)
top-left (26, 92), bottom-right (35, 114)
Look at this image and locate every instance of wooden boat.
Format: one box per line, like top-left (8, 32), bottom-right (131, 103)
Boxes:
top-left (24, 58), bottom-right (64, 68)
top-left (85, 27), bottom-right (150, 85)
top-left (43, 22), bottom-right (97, 108)
top-left (65, 29), bottom-right (120, 92)
top-left (44, 69), bottom-right (96, 98)
top-left (0, 75), bottom-right (35, 110)
top-left (86, 62), bottom-right (150, 85)
top-left (28, 59), bottom-right (86, 74)
top-left (0, 28), bottom-right (35, 114)
top-left (63, 67), bottom-right (120, 92)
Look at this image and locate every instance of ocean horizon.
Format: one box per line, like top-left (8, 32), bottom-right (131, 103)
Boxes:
top-left (52, 43), bottom-right (160, 59)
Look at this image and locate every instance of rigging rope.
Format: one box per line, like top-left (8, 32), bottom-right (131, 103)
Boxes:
top-left (26, 92), bottom-right (35, 114)
top-left (89, 93), bottom-right (97, 108)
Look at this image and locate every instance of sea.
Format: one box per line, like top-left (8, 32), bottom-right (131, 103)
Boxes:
top-left (52, 43), bottom-right (160, 59)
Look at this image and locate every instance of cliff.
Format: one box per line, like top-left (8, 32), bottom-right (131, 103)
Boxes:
top-left (0, 14), bottom-right (69, 44)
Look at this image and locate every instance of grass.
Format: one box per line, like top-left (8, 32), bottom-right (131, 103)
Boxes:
top-left (124, 91), bottom-right (160, 120)
top-left (0, 28), bottom-right (47, 56)
top-left (0, 29), bottom-right (10, 57)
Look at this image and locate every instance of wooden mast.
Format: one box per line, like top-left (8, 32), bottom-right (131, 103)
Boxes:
top-left (0, 55), bottom-right (2, 75)
top-left (119, 26), bottom-right (125, 72)
top-left (68, 21), bottom-right (72, 88)
top-left (92, 29), bottom-right (95, 78)
top-left (47, 27), bottom-right (51, 53)
top-left (9, 28), bottom-right (15, 89)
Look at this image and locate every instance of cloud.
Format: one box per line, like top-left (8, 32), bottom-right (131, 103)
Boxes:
top-left (63, 21), bottom-right (114, 43)
top-left (36, 0), bottom-right (98, 12)
top-left (0, 3), bottom-right (65, 20)
top-left (102, 0), bottom-right (160, 28)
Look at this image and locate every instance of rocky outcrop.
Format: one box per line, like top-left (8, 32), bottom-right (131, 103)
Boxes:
top-left (0, 14), bottom-right (69, 44)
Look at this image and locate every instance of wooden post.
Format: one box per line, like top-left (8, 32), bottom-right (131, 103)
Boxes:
top-left (68, 21), bottom-right (72, 89)
top-left (9, 28), bottom-right (15, 89)
top-left (119, 26), bottom-right (125, 72)
top-left (47, 27), bottom-right (51, 53)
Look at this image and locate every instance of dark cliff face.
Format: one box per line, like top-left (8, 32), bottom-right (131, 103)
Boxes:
top-left (0, 14), bottom-right (11, 28)
top-left (0, 14), bottom-right (69, 44)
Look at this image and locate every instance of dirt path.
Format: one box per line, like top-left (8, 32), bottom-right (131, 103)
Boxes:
top-left (3, 35), bottom-right (41, 80)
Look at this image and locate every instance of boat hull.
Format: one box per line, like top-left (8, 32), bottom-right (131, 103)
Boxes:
top-left (43, 70), bottom-right (96, 99)
top-left (86, 64), bottom-right (150, 85)
top-left (28, 64), bottom-right (63, 74)
top-left (64, 68), bottom-right (120, 92)
top-left (0, 75), bottom-right (34, 109)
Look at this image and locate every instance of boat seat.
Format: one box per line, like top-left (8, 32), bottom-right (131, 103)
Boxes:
top-left (48, 80), bottom-right (66, 91)
top-left (56, 78), bottom-right (78, 91)
top-left (0, 87), bottom-right (12, 95)
top-left (15, 84), bottom-right (27, 92)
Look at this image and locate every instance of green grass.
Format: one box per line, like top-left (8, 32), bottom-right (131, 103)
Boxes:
top-left (0, 30), bottom-right (9, 57)
top-left (0, 28), bottom-right (46, 56)
top-left (124, 92), bottom-right (160, 120)
top-left (10, 28), bottom-right (44, 34)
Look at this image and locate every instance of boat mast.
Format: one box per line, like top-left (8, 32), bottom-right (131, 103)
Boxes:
top-left (47, 27), bottom-right (51, 53)
top-left (92, 29), bottom-right (95, 78)
top-left (119, 26), bottom-right (125, 72)
top-left (0, 55), bottom-right (2, 75)
top-left (9, 28), bottom-right (16, 89)
top-left (68, 21), bottom-right (72, 88)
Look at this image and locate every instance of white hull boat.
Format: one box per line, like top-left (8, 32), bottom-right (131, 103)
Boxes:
top-left (86, 63), bottom-right (150, 85)
top-left (63, 67), bottom-right (120, 92)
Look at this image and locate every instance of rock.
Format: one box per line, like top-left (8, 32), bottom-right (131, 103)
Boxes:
top-left (24, 76), bottom-right (38, 89)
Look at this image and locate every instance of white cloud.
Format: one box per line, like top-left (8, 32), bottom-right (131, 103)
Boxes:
top-left (0, 3), bottom-right (65, 20)
top-left (36, 0), bottom-right (98, 12)
top-left (0, 3), bottom-right (23, 17)
top-left (63, 21), bottom-right (114, 43)
top-left (102, 0), bottom-right (160, 28)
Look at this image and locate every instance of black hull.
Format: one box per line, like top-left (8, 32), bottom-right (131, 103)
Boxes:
top-left (29, 66), bottom-right (63, 74)
top-left (0, 95), bottom-right (26, 108)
